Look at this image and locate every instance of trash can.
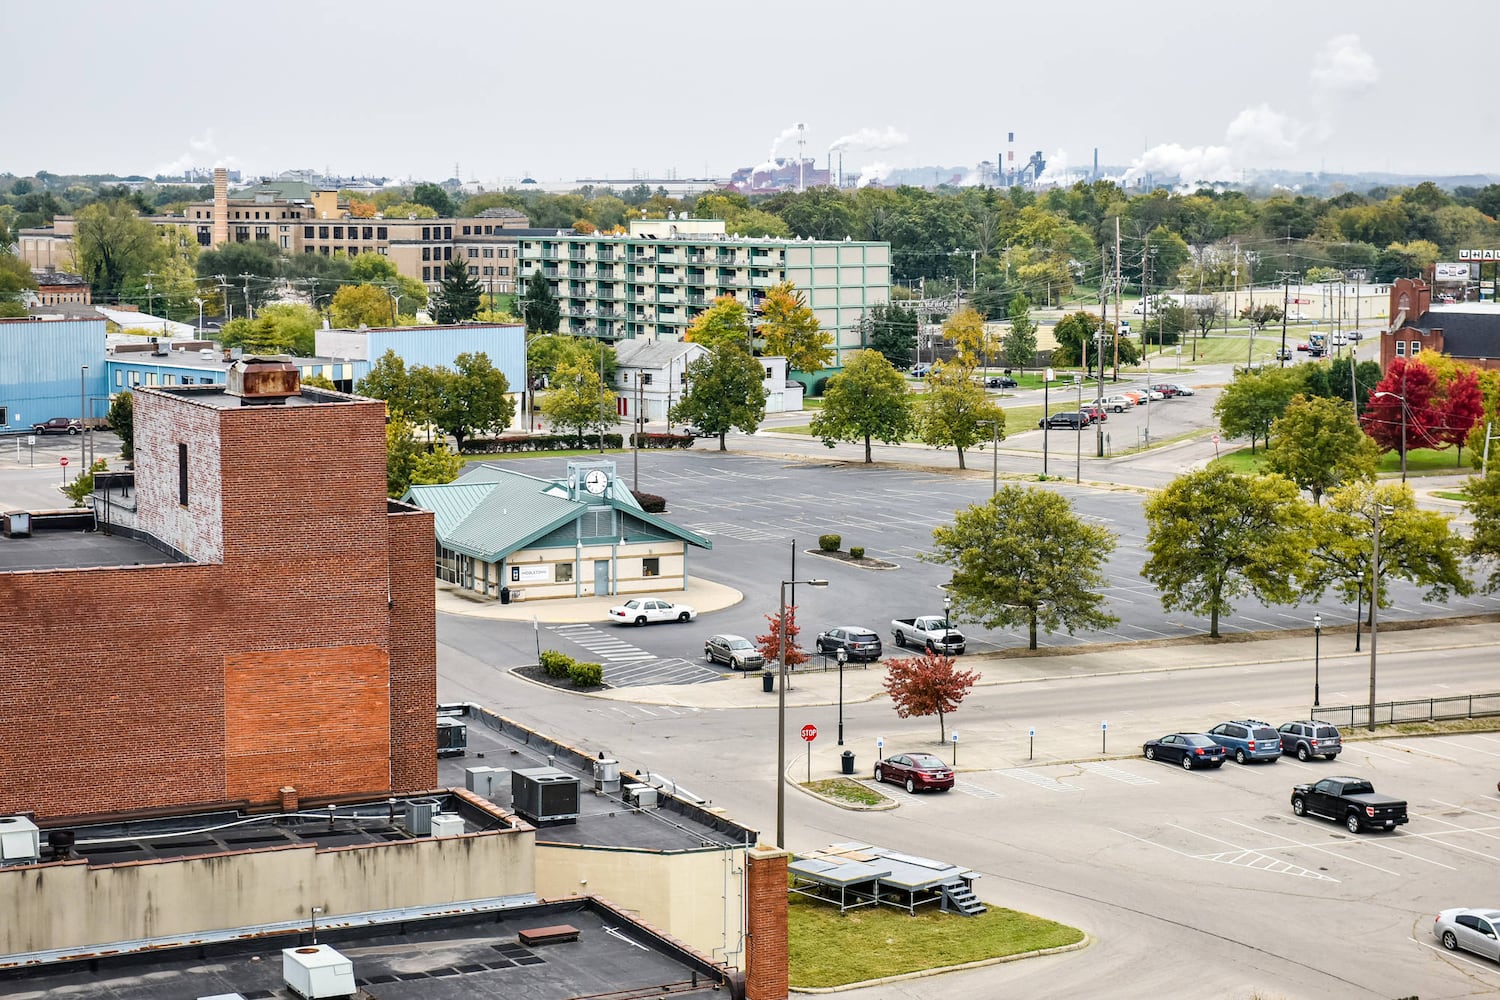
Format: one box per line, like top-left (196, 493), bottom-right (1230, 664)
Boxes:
top-left (840, 751), bottom-right (855, 775)
top-left (500, 587), bottom-right (511, 605)
top-left (762, 672), bottom-right (774, 693)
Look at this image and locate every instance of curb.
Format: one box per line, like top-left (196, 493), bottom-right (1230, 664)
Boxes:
top-left (791, 934), bottom-right (1093, 993)
top-left (789, 774), bottom-right (900, 812)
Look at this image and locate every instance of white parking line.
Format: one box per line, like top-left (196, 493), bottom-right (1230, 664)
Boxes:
top-left (1400, 816), bottom-right (1500, 860)
top-left (1347, 743), bottom-right (1408, 763)
top-left (1384, 741), bottom-right (1459, 762)
top-left (1081, 761), bottom-right (1157, 786)
top-left (1210, 818), bottom-right (1403, 876)
top-left (1410, 937), bottom-right (1500, 978)
top-left (997, 768), bottom-right (1077, 792)
top-left (1424, 736), bottom-right (1500, 758)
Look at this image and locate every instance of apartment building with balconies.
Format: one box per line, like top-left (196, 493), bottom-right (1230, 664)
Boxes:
top-left (515, 215), bottom-right (891, 362)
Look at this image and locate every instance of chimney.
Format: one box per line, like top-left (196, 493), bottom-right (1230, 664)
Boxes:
top-left (212, 167), bottom-right (229, 248)
top-left (279, 786), bottom-right (299, 812)
top-left (744, 845), bottom-right (790, 1000)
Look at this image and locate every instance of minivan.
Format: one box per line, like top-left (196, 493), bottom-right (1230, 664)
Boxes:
top-left (1207, 720), bottom-right (1282, 764)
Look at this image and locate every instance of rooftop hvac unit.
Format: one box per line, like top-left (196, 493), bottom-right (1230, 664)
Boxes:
top-left (512, 767), bottom-right (581, 825)
top-left (623, 783), bottom-right (658, 809)
top-left (0, 816), bottom-right (40, 865)
top-left (465, 765), bottom-right (507, 798)
top-left (437, 717), bottom-right (467, 757)
top-left (404, 801), bottom-right (438, 837)
top-left (282, 944), bottom-right (355, 999)
top-left (430, 813), bottom-right (465, 838)
top-left (593, 758), bottom-right (621, 794)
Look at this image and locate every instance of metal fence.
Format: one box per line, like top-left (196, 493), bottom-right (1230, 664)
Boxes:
top-left (1317, 692), bottom-right (1500, 729)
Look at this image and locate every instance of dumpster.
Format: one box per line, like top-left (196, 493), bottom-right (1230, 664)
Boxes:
top-left (762, 672), bottom-right (774, 693)
top-left (840, 751), bottom-right (855, 775)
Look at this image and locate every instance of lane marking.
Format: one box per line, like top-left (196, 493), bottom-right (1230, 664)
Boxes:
top-left (1219, 817), bottom-right (1455, 872)
top-left (1186, 820), bottom-right (1400, 876)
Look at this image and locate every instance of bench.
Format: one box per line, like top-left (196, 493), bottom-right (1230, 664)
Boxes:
top-left (518, 924), bottom-right (580, 946)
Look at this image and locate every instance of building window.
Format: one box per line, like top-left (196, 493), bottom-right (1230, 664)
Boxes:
top-left (500, 267), bottom-right (509, 276)
top-left (362, 226), bottom-right (373, 240)
top-left (483, 266), bottom-right (493, 276)
top-left (423, 266), bottom-right (432, 281)
top-left (304, 226), bottom-right (314, 239)
top-left (114, 371), bottom-right (123, 387)
top-left (469, 266), bottom-right (478, 276)
top-left (422, 226), bottom-right (431, 240)
top-left (280, 235), bottom-right (290, 249)
top-left (482, 247), bottom-right (493, 258)
top-left (444, 226), bottom-right (453, 239)
top-left (318, 226), bottom-right (328, 239)
top-left (333, 226), bottom-right (344, 239)
top-left (643, 557), bottom-right (660, 577)
top-left (129, 372), bottom-right (140, 386)
top-left (555, 562), bottom-right (574, 583)
top-left (642, 372), bottom-right (653, 385)
top-left (182, 376), bottom-right (195, 385)
top-left (177, 443), bottom-right (189, 506)
top-left (443, 247), bottom-right (452, 260)
top-left (499, 248), bottom-right (510, 258)
top-left (1410, 341), bottom-right (1420, 355)
top-left (1395, 340), bottom-right (1406, 356)
top-left (462, 225), bottom-right (471, 235)
top-left (377, 226), bottom-right (388, 239)
top-left (467, 248), bottom-right (478, 258)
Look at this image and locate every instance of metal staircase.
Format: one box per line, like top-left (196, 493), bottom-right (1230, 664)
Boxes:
top-left (939, 879), bottom-right (986, 916)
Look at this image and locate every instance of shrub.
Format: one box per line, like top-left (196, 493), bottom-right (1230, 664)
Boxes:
top-left (461, 433), bottom-right (625, 454)
top-left (849, 546), bottom-right (865, 560)
top-left (818, 534), bottom-right (841, 552)
top-left (539, 649), bottom-right (573, 679)
top-left (632, 490), bottom-right (667, 513)
top-left (629, 432), bottom-right (696, 450)
top-left (568, 661), bottom-right (604, 687)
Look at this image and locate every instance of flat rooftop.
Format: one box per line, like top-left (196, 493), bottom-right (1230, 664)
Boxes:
top-left (0, 528), bottom-right (180, 572)
top-left (2, 901), bottom-right (726, 999)
top-left (441, 708), bottom-right (754, 852)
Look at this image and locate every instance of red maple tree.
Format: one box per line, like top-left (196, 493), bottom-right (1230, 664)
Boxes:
top-left (1361, 357), bottom-right (1442, 457)
top-left (882, 652), bottom-right (980, 742)
top-left (1438, 368), bottom-right (1486, 460)
top-left (755, 605), bottom-right (809, 668)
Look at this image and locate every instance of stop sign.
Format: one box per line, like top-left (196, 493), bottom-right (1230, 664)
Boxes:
top-left (800, 724), bottom-right (817, 742)
top-left (60, 456), bottom-right (69, 467)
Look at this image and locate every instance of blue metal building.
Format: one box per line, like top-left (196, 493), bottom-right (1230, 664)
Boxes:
top-left (0, 318), bottom-right (109, 431)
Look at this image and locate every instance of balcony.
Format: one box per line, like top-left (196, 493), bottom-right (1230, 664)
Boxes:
top-left (686, 272), bottom-right (706, 286)
top-left (598, 306), bottom-right (618, 318)
top-left (540, 248), bottom-right (560, 260)
top-left (716, 251), bottom-right (738, 265)
top-left (569, 265), bottom-right (586, 279)
top-left (657, 249), bottom-right (679, 263)
top-left (687, 250), bottom-right (708, 263)
top-left (629, 249), bottom-right (655, 263)
top-left (569, 285), bottom-right (587, 298)
top-left (594, 267), bottom-right (616, 280)
top-left (568, 247), bottom-right (586, 260)
top-left (597, 287), bottom-right (616, 300)
top-left (597, 247), bottom-right (615, 262)
top-left (542, 265), bottom-right (560, 278)
top-left (753, 273), bottom-right (779, 287)
top-left (687, 292), bottom-right (707, 306)
top-left (657, 271), bottom-right (682, 284)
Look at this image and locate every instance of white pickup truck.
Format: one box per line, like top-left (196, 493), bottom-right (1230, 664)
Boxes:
top-left (890, 616), bottom-right (966, 655)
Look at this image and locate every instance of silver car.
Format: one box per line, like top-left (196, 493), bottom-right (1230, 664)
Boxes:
top-left (1434, 908), bottom-right (1500, 960)
top-left (704, 634), bottom-right (764, 671)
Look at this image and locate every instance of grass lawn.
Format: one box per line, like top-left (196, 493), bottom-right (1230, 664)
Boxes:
top-left (1433, 490), bottom-right (1470, 501)
top-left (802, 778), bottom-right (889, 807)
top-left (789, 894), bottom-right (1083, 988)
top-left (1209, 446), bottom-right (1269, 473)
top-left (1376, 447), bottom-right (1472, 476)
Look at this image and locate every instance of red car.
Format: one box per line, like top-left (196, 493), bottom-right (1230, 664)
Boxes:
top-left (1148, 383), bottom-right (1178, 398)
top-left (1078, 401), bottom-right (1108, 423)
top-left (873, 753), bottom-right (955, 793)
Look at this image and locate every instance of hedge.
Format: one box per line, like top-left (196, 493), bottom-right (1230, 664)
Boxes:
top-left (539, 649), bottom-right (606, 689)
top-left (568, 661), bottom-right (604, 687)
top-left (629, 432), bottom-right (696, 449)
top-left (462, 433), bottom-right (625, 454)
top-left (632, 491), bottom-right (667, 513)
top-left (539, 649), bottom-right (573, 679)
top-left (818, 534), bottom-right (841, 552)
top-left (849, 546), bottom-right (865, 559)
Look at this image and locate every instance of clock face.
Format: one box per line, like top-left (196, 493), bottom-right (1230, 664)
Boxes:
top-left (584, 469), bottom-right (608, 495)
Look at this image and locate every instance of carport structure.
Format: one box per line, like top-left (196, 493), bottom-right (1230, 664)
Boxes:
top-left (790, 843), bottom-right (985, 916)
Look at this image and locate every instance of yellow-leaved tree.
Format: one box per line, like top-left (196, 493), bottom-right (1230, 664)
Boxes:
top-left (757, 282), bottom-right (833, 374)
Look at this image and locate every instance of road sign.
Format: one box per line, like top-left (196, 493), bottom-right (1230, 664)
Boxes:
top-left (876, 737), bottom-right (884, 750)
top-left (60, 456), bottom-right (69, 467)
top-left (1028, 727), bottom-right (1036, 738)
top-left (1211, 433), bottom-right (1220, 444)
top-left (800, 724), bottom-right (817, 743)
top-left (950, 732), bottom-right (959, 743)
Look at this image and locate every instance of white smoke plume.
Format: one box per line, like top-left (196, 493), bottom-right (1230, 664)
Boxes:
top-left (1310, 34), bottom-right (1378, 94)
top-left (828, 126), bottom-right (908, 153)
top-left (1033, 148), bottom-right (1072, 187)
top-left (856, 163), bottom-right (893, 188)
top-left (153, 129), bottom-right (239, 178)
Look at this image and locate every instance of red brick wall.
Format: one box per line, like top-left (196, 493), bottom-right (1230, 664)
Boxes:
top-left (0, 390), bottom-right (440, 821)
top-left (745, 846), bottom-right (789, 1000)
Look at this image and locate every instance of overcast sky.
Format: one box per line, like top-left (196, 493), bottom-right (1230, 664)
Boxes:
top-left (8, 0), bottom-right (1496, 186)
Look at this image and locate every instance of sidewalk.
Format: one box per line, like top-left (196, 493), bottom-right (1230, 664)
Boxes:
top-left (434, 577), bottom-right (745, 623)
top-left (582, 620), bottom-right (1500, 780)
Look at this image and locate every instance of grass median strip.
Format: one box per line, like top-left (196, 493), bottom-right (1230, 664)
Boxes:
top-left (790, 895), bottom-right (1084, 988)
top-left (803, 778), bottom-right (889, 807)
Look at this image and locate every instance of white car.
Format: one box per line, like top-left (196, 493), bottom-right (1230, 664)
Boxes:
top-left (1434, 908), bottom-right (1500, 960)
top-left (608, 598), bottom-right (696, 626)
top-left (1101, 394), bottom-right (1137, 412)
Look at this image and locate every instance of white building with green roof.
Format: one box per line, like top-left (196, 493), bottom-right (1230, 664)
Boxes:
top-left (403, 460), bottom-right (711, 601)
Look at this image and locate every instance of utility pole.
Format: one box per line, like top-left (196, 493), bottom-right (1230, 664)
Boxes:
top-left (216, 274), bottom-right (233, 324)
top-left (633, 375), bottom-right (643, 492)
top-left (1277, 271), bottom-right (1296, 368)
top-left (143, 271), bottom-right (157, 316)
top-left (240, 273), bottom-right (255, 321)
top-left (1113, 217), bottom-right (1121, 381)
top-left (1096, 243), bottom-right (1107, 458)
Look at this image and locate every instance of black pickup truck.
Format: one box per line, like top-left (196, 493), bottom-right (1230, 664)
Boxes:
top-left (1291, 776), bottom-right (1408, 833)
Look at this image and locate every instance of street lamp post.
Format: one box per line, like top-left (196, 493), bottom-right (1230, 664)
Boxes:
top-left (193, 297), bottom-right (204, 336)
top-left (1371, 390), bottom-right (1408, 483)
top-left (1312, 612), bottom-right (1322, 708)
top-left (1074, 373), bottom-right (1083, 484)
top-left (836, 647), bottom-right (847, 746)
top-left (776, 577), bottom-right (828, 848)
top-left (977, 418), bottom-right (999, 494)
top-left (1042, 367), bottom-right (1055, 476)
top-left (943, 593), bottom-right (952, 629)
top-left (1367, 504), bottom-right (1393, 731)
top-left (79, 365), bottom-right (88, 471)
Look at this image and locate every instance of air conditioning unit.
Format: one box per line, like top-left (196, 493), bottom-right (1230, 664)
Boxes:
top-left (623, 783), bottom-right (658, 809)
top-left (465, 765), bottom-right (507, 798)
top-left (592, 758), bottom-right (621, 794)
top-left (0, 816), bottom-right (40, 865)
top-left (436, 717), bottom-right (467, 757)
top-left (282, 945), bottom-right (355, 999)
top-left (512, 767), bottom-right (581, 825)
top-left (430, 813), bottom-right (464, 838)
top-left (404, 801), bottom-right (438, 837)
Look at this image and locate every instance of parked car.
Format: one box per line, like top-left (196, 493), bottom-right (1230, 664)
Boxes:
top-left (607, 598), bottom-right (696, 626)
top-left (1161, 383), bottom-right (1195, 396)
top-left (911, 363), bottom-right (933, 378)
top-left (1290, 776), bottom-right (1408, 833)
top-left (1277, 720), bottom-right (1342, 761)
top-left (31, 417), bottom-right (82, 435)
top-left (1120, 390), bottom-right (1146, 406)
top-left (1275, 347), bottom-right (1294, 361)
top-left (815, 626), bottom-right (883, 662)
top-left (890, 615), bottom-right (966, 654)
top-left (873, 753), bottom-right (955, 793)
top-left (1434, 908), bottom-right (1500, 961)
top-left (985, 376), bottom-right (1018, 389)
top-left (1206, 719), bottom-right (1281, 764)
top-left (1296, 341), bottom-right (1310, 352)
top-left (1039, 411), bottom-right (1088, 430)
top-left (1148, 383), bottom-right (1179, 398)
top-left (704, 634), bottom-right (764, 670)
top-left (1102, 394), bottom-right (1137, 413)
top-left (1078, 401), bottom-right (1108, 423)
top-left (1143, 733), bottom-right (1228, 770)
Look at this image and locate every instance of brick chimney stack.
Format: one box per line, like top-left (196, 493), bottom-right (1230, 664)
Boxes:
top-left (212, 167), bottom-right (229, 248)
top-left (744, 845), bottom-right (789, 1000)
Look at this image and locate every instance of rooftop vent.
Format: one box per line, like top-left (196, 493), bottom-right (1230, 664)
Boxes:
top-left (282, 944), bottom-right (355, 999)
top-left (225, 356), bottom-right (299, 405)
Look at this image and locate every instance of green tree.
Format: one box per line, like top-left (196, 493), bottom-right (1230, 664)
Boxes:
top-left (385, 412), bottom-right (424, 497)
top-left (809, 349), bottom-right (914, 463)
top-left (431, 253), bottom-right (483, 324)
top-left (380, 201), bottom-right (437, 220)
top-left (1466, 469), bottom-right (1500, 593)
top-left (1303, 481), bottom-right (1472, 619)
top-left (411, 183), bottom-right (457, 218)
top-left (917, 363), bottom-right (1003, 470)
top-left (62, 458), bottom-right (109, 508)
top-left (541, 355), bottom-right (615, 447)
top-left (357, 349), bottom-right (412, 412)
top-left (331, 283), bottom-right (396, 328)
top-left (1239, 303), bottom-right (1284, 332)
top-left (426, 352), bottom-right (514, 450)
top-left (71, 201), bottom-right (165, 302)
top-left (1264, 395), bottom-right (1380, 505)
top-left (218, 302), bottom-right (319, 356)
top-left (194, 239), bottom-right (282, 312)
top-left (928, 486), bottom-right (1118, 649)
top-left (0, 251), bottom-right (36, 316)
top-left (1214, 365), bottom-right (1306, 452)
top-left (1001, 293), bottom-right (1037, 371)
top-left (669, 347), bottom-right (767, 451)
top-left (1051, 311), bottom-right (1106, 370)
top-left (412, 443), bottom-right (465, 486)
top-left (106, 392), bottom-right (134, 461)
top-left (684, 295), bottom-right (752, 353)
top-left (866, 302), bottom-right (918, 370)
top-left (522, 269), bottom-right (560, 333)
top-left (1143, 468), bottom-right (1310, 638)
top-left (757, 281), bottom-right (833, 374)
top-left (942, 306), bottom-right (988, 368)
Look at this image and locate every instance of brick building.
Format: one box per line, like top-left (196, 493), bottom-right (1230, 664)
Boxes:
top-left (1382, 276), bottom-right (1500, 371)
top-left (0, 360), bottom-right (436, 821)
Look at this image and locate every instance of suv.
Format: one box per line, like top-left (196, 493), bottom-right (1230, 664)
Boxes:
top-left (1207, 720), bottom-right (1282, 764)
top-left (1039, 411), bottom-right (1087, 430)
top-left (32, 417), bottom-right (82, 435)
top-left (1148, 384), bottom-right (1179, 398)
top-left (1278, 720), bottom-right (1342, 761)
top-left (704, 634), bottom-right (765, 671)
top-left (815, 626), bottom-right (882, 662)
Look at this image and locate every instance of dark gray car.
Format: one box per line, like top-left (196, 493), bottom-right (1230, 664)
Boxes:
top-left (1278, 720), bottom-right (1342, 761)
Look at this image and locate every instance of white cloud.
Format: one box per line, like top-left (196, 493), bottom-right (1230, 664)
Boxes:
top-left (1310, 34), bottom-right (1378, 94)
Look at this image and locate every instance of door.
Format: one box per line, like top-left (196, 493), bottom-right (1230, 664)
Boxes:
top-left (594, 559), bottom-right (610, 597)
